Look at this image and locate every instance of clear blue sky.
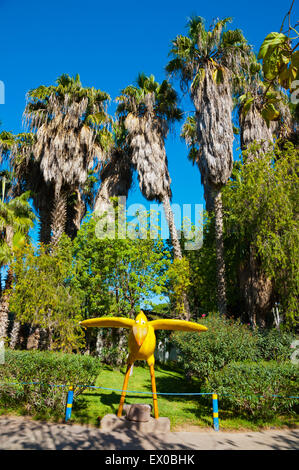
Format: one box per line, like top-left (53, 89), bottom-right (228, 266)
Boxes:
top-left (0, 0), bottom-right (296, 217)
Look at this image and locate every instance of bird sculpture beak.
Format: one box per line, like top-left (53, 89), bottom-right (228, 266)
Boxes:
top-left (133, 325), bottom-right (148, 347)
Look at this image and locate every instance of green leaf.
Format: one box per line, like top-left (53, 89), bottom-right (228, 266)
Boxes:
top-left (242, 97), bottom-right (254, 117)
top-left (258, 32), bottom-right (288, 60)
top-left (191, 68), bottom-right (205, 89)
top-left (291, 50), bottom-right (299, 68)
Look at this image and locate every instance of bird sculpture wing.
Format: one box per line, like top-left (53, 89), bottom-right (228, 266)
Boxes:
top-left (149, 319), bottom-right (208, 332)
top-left (80, 317), bottom-right (135, 329)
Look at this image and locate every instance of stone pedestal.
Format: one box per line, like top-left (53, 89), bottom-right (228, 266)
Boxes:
top-left (124, 404), bottom-right (152, 422)
top-left (100, 413), bottom-right (170, 433)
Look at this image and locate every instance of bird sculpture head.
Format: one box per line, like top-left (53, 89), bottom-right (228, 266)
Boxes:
top-left (132, 311), bottom-right (148, 346)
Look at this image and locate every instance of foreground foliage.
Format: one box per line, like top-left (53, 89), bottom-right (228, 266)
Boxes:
top-left (223, 143), bottom-right (299, 328)
top-left (0, 350), bottom-right (101, 419)
top-left (0, 351), bottom-right (297, 429)
top-left (205, 361), bottom-right (299, 419)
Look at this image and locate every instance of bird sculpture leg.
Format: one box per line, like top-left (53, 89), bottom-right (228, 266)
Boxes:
top-left (117, 362), bottom-right (133, 418)
top-left (149, 361), bottom-right (159, 419)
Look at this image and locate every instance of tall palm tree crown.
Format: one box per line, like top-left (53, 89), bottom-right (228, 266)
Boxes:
top-left (24, 73), bottom-right (112, 244)
top-left (167, 16), bottom-right (252, 189)
top-left (24, 74), bottom-right (111, 189)
top-left (116, 73), bottom-right (182, 203)
top-left (94, 121), bottom-right (133, 219)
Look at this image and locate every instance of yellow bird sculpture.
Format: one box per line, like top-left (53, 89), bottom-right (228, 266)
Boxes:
top-left (80, 311), bottom-right (208, 419)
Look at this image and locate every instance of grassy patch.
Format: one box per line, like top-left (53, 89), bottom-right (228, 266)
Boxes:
top-left (71, 363), bottom-right (299, 431)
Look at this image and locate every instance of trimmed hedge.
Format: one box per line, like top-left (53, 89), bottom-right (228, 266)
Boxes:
top-left (0, 350), bottom-right (102, 419)
top-left (205, 361), bottom-right (299, 419)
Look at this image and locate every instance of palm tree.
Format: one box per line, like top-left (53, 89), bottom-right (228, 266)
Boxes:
top-left (94, 122), bottom-right (133, 222)
top-left (0, 131), bottom-right (55, 244)
top-left (167, 17), bottom-right (252, 315)
top-left (181, 115), bottom-right (215, 212)
top-left (116, 74), bottom-right (184, 258)
top-left (116, 74), bottom-right (191, 319)
top-left (23, 74), bottom-right (112, 245)
top-left (0, 190), bottom-right (35, 344)
top-left (0, 131), bottom-right (15, 157)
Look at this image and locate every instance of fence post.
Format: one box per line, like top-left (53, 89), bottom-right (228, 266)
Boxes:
top-left (212, 393), bottom-right (219, 431)
top-left (65, 386), bottom-right (74, 422)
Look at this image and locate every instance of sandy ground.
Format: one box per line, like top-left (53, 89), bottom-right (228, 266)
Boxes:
top-left (0, 415), bottom-right (298, 450)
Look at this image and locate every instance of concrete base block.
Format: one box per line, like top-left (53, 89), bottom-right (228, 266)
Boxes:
top-left (100, 413), bottom-right (170, 433)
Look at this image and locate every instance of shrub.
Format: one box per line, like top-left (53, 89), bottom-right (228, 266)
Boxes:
top-left (171, 313), bottom-right (259, 382)
top-left (95, 329), bottom-right (128, 367)
top-left (98, 345), bottom-right (128, 367)
top-left (0, 350), bottom-right (102, 419)
top-left (205, 361), bottom-right (299, 419)
top-left (256, 329), bottom-right (296, 361)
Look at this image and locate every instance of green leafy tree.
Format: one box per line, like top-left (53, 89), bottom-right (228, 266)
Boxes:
top-left (72, 209), bottom-right (172, 360)
top-left (182, 213), bottom-right (218, 317)
top-left (257, 2), bottom-right (299, 141)
top-left (72, 211), bottom-right (171, 320)
top-left (10, 235), bottom-right (84, 352)
top-left (258, 0), bottom-right (299, 92)
top-left (222, 142), bottom-right (299, 328)
top-left (183, 141), bottom-right (298, 329)
top-left (0, 190), bottom-right (35, 343)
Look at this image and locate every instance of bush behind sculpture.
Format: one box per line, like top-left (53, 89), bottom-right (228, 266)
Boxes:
top-left (172, 314), bottom-right (296, 382)
top-left (172, 314), bottom-right (259, 382)
top-left (257, 329), bottom-right (296, 362)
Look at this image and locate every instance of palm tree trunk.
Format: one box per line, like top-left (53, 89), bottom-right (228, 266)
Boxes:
top-left (239, 246), bottom-right (273, 328)
top-left (0, 268), bottom-right (13, 342)
top-left (51, 189), bottom-right (68, 245)
top-left (39, 204), bottom-right (52, 244)
top-left (94, 180), bottom-right (115, 224)
top-left (65, 189), bottom-right (86, 240)
top-left (203, 179), bottom-right (215, 213)
top-left (26, 325), bottom-right (40, 350)
top-left (10, 320), bottom-right (21, 349)
top-left (162, 195), bottom-right (191, 320)
top-left (162, 195), bottom-right (183, 260)
top-left (0, 294), bottom-right (10, 342)
top-left (213, 189), bottom-right (227, 316)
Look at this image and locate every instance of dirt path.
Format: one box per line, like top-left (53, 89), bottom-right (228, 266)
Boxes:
top-left (0, 415), bottom-right (298, 450)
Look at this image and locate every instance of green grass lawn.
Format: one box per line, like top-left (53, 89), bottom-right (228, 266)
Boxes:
top-left (71, 362), bottom-right (299, 431)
